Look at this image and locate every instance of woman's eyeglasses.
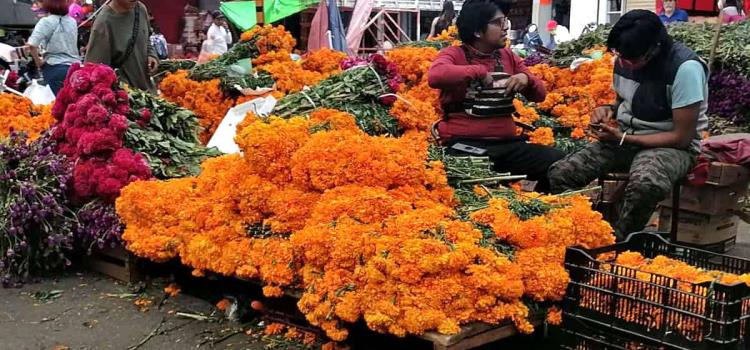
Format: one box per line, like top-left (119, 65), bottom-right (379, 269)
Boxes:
top-left (488, 16), bottom-right (509, 29)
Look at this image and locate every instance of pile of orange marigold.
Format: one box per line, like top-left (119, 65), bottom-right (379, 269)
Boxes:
top-left (116, 100), bottom-right (615, 341)
top-left (0, 93), bottom-right (55, 140)
top-left (527, 53), bottom-right (616, 141)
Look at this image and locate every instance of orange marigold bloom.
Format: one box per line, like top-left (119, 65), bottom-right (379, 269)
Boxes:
top-left (528, 127), bottom-right (555, 146)
top-left (385, 46), bottom-right (438, 86)
top-left (546, 306), bottom-right (563, 325)
top-left (0, 94), bottom-right (55, 140)
top-left (302, 48), bottom-right (347, 75)
top-left (159, 70), bottom-right (234, 143)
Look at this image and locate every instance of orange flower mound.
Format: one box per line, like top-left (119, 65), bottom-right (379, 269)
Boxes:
top-left (428, 25), bottom-right (460, 46)
top-left (118, 112), bottom-right (616, 340)
top-left (386, 46), bottom-right (439, 86)
top-left (528, 55), bottom-right (616, 137)
top-left (252, 50), bottom-right (293, 67)
top-left (240, 24), bottom-right (296, 54)
top-left (302, 48), bottom-right (347, 76)
top-left (258, 61), bottom-right (325, 94)
top-left (580, 251), bottom-right (750, 342)
top-left (159, 70), bottom-right (234, 143)
top-left (470, 194), bottom-right (614, 301)
top-left (390, 81), bottom-right (441, 132)
top-left (0, 94), bottom-right (55, 140)
top-left (528, 127), bottom-right (554, 146)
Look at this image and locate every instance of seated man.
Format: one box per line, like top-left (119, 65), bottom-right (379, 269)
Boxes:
top-left (549, 10), bottom-right (708, 240)
top-left (428, 0), bottom-right (564, 192)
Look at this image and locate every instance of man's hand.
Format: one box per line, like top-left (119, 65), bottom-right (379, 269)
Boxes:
top-left (596, 124), bottom-right (624, 143)
top-left (504, 73), bottom-right (529, 95)
top-left (148, 56), bottom-right (159, 74)
top-left (591, 105), bottom-right (614, 125)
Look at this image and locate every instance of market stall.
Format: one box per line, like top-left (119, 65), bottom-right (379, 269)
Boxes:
top-left (1, 20), bottom-right (750, 349)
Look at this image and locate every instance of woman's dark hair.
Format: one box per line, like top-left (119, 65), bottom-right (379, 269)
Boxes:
top-left (457, 0), bottom-right (512, 44)
top-left (724, 0), bottom-right (738, 7)
top-left (606, 9), bottom-right (673, 59)
top-left (43, 0), bottom-right (70, 16)
top-left (435, 1), bottom-right (456, 34)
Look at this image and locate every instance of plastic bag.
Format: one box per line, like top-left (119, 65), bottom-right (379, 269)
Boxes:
top-left (23, 80), bottom-right (55, 105)
top-left (207, 96), bottom-right (277, 154)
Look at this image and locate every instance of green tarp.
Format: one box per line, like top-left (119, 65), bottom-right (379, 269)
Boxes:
top-left (263, 0), bottom-right (318, 24)
top-left (220, 1), bottom-right (257, 31)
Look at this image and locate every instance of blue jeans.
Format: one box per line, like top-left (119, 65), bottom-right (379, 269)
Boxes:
top-left (42, 64), bottom-right (71, 95)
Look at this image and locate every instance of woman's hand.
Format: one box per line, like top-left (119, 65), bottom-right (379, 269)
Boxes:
top-left (504, 73), bottom-right (529, 95)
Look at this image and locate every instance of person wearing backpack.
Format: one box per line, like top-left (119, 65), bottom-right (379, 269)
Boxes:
top-left (85, 0), bottom-right (159, 92)
top-left (27, 0), bottom-right (80, 95)
top-left (150, 23), bottom-right (169, 60)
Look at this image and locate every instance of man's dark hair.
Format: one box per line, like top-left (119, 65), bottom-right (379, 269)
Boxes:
top-left (607, 9), bottom-right (673, 59)
top-left (457, 0), bottom-right (512, 44)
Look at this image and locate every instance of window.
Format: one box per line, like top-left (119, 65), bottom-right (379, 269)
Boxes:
top-left (606, 0), bottom-right (626, 23)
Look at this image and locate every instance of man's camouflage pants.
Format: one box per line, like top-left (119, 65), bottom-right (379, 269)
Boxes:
top-left (548, 142), bottom-right (696, 239)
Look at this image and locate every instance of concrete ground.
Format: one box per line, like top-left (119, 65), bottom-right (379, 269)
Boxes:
top-left (2, 222), bottom-right (748, 350)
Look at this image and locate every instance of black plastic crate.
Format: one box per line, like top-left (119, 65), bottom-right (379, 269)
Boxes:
top-left (561, 315), bottom-right (668, 350)
top-left (563, 232), bottom-right (750, 350)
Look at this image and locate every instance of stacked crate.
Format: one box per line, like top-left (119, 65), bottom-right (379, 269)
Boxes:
top-left (658, 162), bottom-right (749, 252)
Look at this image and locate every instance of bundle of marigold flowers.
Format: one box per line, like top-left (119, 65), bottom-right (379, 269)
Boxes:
top-left (116, 103), bottom-right (616, 341)
top-left (0, 93), bottom-right (55, 140)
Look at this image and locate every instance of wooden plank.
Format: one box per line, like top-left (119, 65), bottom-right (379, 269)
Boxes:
top-left (83, 246), bottom-right (141, 284)
top-left (420, 317), bottom-right (543, 350)
top-left (257, 12), bottom-right (264, 24)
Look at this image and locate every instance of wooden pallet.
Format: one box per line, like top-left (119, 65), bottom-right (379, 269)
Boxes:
top-left (419, 318), bottom-right (543, 350)
top-left (82, 246), bottom-right (142, 284)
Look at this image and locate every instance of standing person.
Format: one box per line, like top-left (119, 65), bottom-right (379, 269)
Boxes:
top-left (548, 10), bottom-right (708, 240)
top-left (85, 0), bottom-right (159, 92)
top-left (68, 0), bottom-right (84, 24)
top-left (545, 20), bottom-right (571, 50)
top-left (27, 0), bottom-right (80, 95)
top-left (149, 23), bottom-right (169, 60)
top-left (719, 0), bottom-right (746, 23)
top-left (522, 23), bottom-right (544, 51)
top-left (203, 11), bottom-right (233, 55)
top-left (428, 1), bottom-right (457, 39)
top-left (659, 0), bottom-right (689, 24)
top-left (428, 0), bottom-right (564, 192)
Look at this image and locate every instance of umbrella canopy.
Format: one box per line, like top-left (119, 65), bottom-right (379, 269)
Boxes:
top-left (327, 0), bottom-right (347, 52)
top-left (220, 1), bottom-right (257, 31)
top-left (264, 0), bottom-right (318, 24)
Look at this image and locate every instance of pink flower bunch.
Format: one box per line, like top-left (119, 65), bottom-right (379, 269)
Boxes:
top-left (73, 149), bottom-right (152, 201)
top-left (369, 54), bottom-right (402, 92)
top-left (51, 63), bottom-right (152, 202)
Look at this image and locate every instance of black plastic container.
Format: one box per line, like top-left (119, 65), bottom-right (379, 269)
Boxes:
top-left (563, 232), bottom-right (750, 350)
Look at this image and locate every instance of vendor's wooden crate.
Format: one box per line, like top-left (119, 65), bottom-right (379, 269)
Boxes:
top-left (83, 246), bottom-right (142, 284)
top-left (419, 319), bottom-right (542, 350)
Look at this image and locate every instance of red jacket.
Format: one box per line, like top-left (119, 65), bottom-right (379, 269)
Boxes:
top-left (428, 45), bottom-right (546, 141)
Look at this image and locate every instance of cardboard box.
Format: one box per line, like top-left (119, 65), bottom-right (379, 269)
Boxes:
top-left (658, 207), bottom-right (738, 252)
top-left (706, 162), bottom-right (750, 187)
top-left (660, 180), bottom-right (748, 215)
